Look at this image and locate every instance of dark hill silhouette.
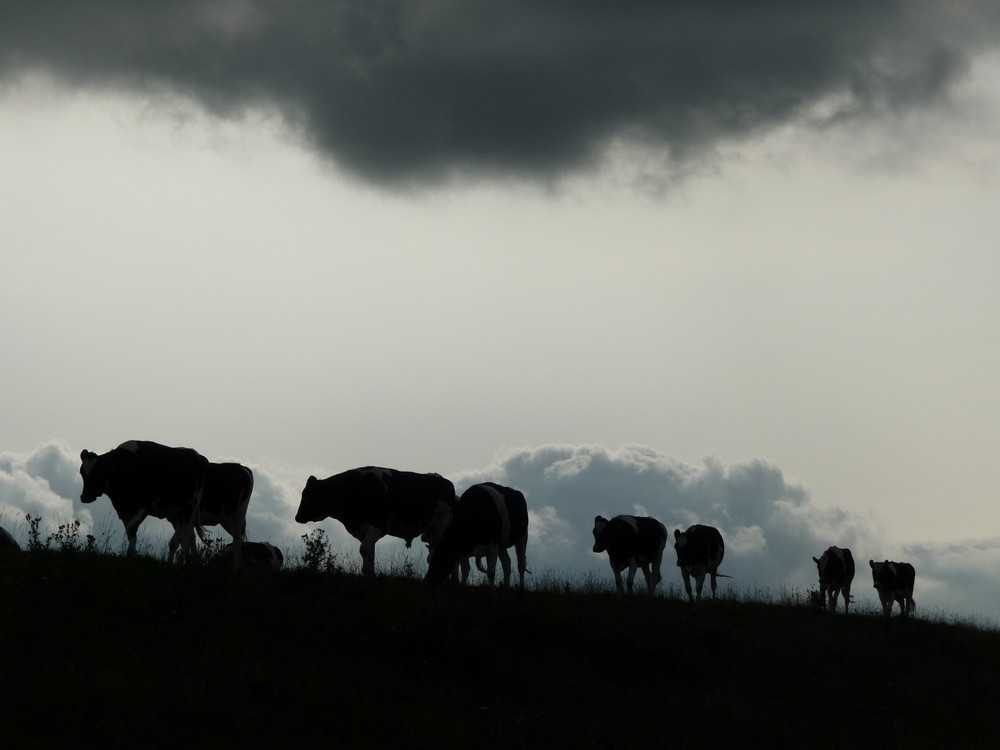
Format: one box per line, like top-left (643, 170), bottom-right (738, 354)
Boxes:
top-left (2, 549), bottom-right (997, 748)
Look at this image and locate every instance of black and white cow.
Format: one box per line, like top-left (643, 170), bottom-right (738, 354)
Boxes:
top-left (195, 462), bottom-right (254, 563)
top-left (295, 467), bottom-right (455, 576)
top-left (225, 541), bottom-right (283, 571)
top-left (591, 515), bottom-right (667, 595)
top-left (79, 440), bottom-right (209, 562)
top-left (674, 524), bottom-right (726, 602)
top-left (426, 482), bottom-right (529, 592)
top-left (813, 546), bottom-right (856, 614)
top-left (869, 559), bottom-right (916, 617)
top-left (0, 526), bottom-right (21, 552)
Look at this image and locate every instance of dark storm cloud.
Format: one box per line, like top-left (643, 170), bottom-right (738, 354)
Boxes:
top-left (3, 1), bottom-right (998, 185)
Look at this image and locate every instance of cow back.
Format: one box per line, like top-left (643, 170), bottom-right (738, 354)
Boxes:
top-left (816, 546), bottom-right (855, 586)
top-left (871, 560), bottom-right (915, 591)
top-left (82, 440), bottom-right (209, 520)
top-left (201, 463), bottom-right (254, 518)
top-left (675, 524), bottom-right (724, 568)
top-left (594, 515), bottom-right (665, 564)
top-left (376, 469), bottom-right (456, 536)
top-left (896, 562), bottom-right (916, 589)
top-left (296, 467), bottom-right (455, 541)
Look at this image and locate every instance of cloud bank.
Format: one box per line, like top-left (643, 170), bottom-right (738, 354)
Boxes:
top-left (3, 2), bottom-right (999, 185)
top-left (452, 443), bottom-right (883, 588)
top-left (4, 439), bottom-right (998, 624)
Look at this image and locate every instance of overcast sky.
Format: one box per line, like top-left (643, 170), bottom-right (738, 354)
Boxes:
top-left (2, 2), bottom-right (1000, 623)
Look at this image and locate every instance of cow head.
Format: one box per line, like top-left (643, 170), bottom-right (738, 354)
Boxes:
top-left (814, 549), bottom-right (840, 583)
top-left (673, 528), bottom-right (692, 565)
top-left (425, 543), bottom-right (455, 585)
top-left (591, 516), bottom-right (609, 553)
top-left (869, 559), bottom-right (894, 590)
top-left (420, 494), bottom-right (456, 548)
top-left (294, 476), bottom-right (325, 524)
top-left (871, 559), bottom-right (902, 615)
top-left (79, 449), bottom-right (109, 503)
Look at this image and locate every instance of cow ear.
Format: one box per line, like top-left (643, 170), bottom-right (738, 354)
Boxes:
top-left (307, 475), bottom-right (317, 485)
top-left (674, 529), bottom-right (682, 540)
top-left (869, 559), bottom-right (876, 568)
top-left (812, 557), bottom-right (819, 563)
top-left (594, 515), bottom-right (603, 524)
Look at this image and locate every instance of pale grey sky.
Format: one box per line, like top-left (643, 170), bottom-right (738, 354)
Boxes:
top-left (2, 2), bottom-right (1000, 623)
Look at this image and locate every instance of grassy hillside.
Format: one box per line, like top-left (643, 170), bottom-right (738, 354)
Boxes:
top-left (2, 548), bottom-right (998, 749)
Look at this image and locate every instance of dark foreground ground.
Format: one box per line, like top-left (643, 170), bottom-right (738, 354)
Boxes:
top-left (2, 550), bottom-right (998, 749)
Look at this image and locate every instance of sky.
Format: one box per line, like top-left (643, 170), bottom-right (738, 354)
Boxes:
top-left (2, 2), bottom-right (1000, 623)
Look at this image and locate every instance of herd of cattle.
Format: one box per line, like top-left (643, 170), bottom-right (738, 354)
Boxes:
top-left (0, 439), bottom-right (918, 616)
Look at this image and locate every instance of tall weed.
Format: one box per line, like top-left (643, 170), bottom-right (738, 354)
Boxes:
top-left (24, 513), bottom-right (97, 553)
top-left (300, 528), bottom-right (340, 573)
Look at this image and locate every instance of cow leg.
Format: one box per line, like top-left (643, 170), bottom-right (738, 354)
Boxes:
top-left (166, 514), bottom-right (189, 563)
top-left (166, 525), bottom-right (182, 563)
top-left (625, 561), bottom-right (638, 594)
top-left (485, 545), bottom-right (500, 598)
top-left (187, 481), bottom-right (206, 563)
top-left (459, 558), bottom-right (471, 584)
top-left (842, 582), bottom-right (852, 614)
top-left (651, 547), bottom-right (664, 591)
top-left (231, 534), bottom-right (243, 567)
top-left (359, 542), bottom-right (375, 576)
top-left (681, 569), bottom-right (694, 602)
top-left (359, 527), bottom-right (383, 577)
top-left (514, 534), bottom-right (528, 592)
top-left (498, 547), bottom-right (512, 588)
top-left (694, 570), bottom-right (707, 601)
top-left (221, 518), bottom-right (246, 567)
top-left (121, 510), bottom-right (147, 557)
top-left (879, 591), bottom-right (893, 616)
top-left (829, 586), bottom-right (841, 613)
top-left (639, 563), bottom-right (653, 594)
top-left (181, 524), bottom-right (199, 562)
top-left (171, 510), bottom-right (199, 563)
top-left (612, 565), bottom-right (625, 594)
